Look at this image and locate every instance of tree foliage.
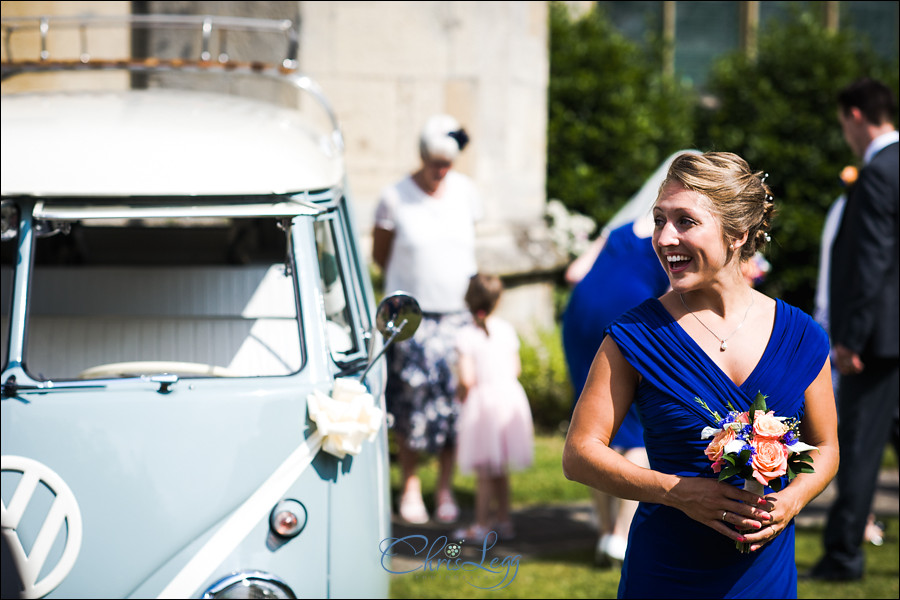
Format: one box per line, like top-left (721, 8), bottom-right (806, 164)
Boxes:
top-left (547, 1), bottom-right (696, 229)
top-left (697, 8), bottom-right (899, 310)
top-left (548, 2), bottom-right (899, 312)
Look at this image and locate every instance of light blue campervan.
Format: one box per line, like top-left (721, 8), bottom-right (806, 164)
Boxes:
top-left (1, 14), bottom-right (416, 599)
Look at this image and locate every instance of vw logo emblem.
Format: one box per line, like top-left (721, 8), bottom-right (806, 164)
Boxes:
top-left (1, 455), bottom-right (83, 599)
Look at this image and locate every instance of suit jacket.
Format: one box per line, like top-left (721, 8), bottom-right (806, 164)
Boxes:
top-left (830, 140), bottom-right (900, 358)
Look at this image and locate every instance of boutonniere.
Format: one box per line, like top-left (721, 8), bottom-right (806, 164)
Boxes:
top-left (840, 165), bottom-right (858, 188)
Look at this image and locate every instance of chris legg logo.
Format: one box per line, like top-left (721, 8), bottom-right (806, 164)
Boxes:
top-left (380, 531), bottom-right (520, 589)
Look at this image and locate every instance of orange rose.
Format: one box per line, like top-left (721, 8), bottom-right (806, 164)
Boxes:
top-left (753, 411), bottom-right (788, 438)
top-left (704, 428), bottom-right (736, 464)
top-left (751, 438), bottom-right (788, 486)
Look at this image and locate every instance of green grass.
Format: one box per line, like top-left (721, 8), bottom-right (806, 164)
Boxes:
top-left (389, 545), bottom-right (619, 599)
top-left (389, 547), bottom-right (618, 599)
top-left (796, 520), bottom-right (899, 599)
top-left (389, 433), bottom-right (590, 515)
top-left (388, 521), bottom-right (899, 599)
top-left (389, 432), bottom-right (899, 599)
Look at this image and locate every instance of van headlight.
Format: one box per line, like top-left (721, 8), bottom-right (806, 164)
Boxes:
top-left (202, 571), bottom-right (296, 599)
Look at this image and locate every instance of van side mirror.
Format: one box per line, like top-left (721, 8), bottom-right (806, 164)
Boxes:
top-left (360, 292), bottom-right (421, 383)
top-left (374, 292), bottom-right (422, 342)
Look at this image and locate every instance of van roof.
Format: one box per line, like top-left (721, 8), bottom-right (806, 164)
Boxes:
top-left (0, 88), bottom-right (344, 197)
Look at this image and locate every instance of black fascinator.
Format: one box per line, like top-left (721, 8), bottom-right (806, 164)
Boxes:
top-left (448, 128), bottom-right (470, 151)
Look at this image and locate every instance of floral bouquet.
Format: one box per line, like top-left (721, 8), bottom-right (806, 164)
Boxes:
top-left (696, 391), bottom-right (817, 552)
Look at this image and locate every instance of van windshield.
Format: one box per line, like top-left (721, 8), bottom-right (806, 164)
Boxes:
top-left (23, 215), bottom-right (302, 380)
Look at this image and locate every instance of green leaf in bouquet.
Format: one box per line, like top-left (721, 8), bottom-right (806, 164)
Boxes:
top-left (770, 478), bottom-right (784, 492)
top-left (748, 391), bottom-right (769, 423)
top-left (719, 464), bottom-right (742, 480)
top-left (694, 397), bottom-right (722, 423)
top-left (794, 462), bottom-right (816, 474)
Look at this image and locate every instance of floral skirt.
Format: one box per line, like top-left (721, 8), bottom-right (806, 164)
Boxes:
top-left (385, 311), bottom-right (470, 454)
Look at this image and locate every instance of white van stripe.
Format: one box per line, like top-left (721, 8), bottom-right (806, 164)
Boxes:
top-left (156, 430), bottom-right (324, 599)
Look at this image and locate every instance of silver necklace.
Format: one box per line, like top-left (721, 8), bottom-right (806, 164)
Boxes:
top-left (679, 292), bottom-right (755, 352)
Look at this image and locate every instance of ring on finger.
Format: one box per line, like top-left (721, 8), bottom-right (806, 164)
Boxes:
top-left (721, 511), bottom-right (728, 521)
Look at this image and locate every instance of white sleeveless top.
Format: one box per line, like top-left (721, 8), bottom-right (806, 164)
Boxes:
top-left (374, 171), bottom-right (481, 313)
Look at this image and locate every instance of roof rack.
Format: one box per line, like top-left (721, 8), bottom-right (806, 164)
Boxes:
top-left (0, 14), bottom-right (342, 151)
top-left (1, 14), bottom-right (298, 67)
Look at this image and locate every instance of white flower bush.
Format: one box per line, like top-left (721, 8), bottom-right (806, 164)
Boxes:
top-left (545, 198), bottom-right (597, 259)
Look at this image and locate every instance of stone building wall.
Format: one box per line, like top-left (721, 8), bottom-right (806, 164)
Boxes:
top-left (295, 1), bottom-right (562, 334)
top-left (1, 0), bottom-right (565, 335)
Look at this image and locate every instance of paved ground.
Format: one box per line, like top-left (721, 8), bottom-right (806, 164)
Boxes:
top-left (386, 468), bottom-right (899, 568)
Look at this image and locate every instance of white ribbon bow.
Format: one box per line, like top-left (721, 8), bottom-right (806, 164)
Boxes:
top-left (307, 378), bottom-right (383, 459)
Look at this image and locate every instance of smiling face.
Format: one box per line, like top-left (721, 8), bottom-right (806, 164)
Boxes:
top-left (652, 181), bottom-right (737, 293)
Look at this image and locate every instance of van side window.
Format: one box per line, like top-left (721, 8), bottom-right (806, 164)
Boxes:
top-left (314, 218), bottom-right (360, 360)
top-left (0, 201), bottom-right (16, 370)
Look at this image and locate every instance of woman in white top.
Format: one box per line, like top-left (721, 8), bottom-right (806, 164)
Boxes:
top-left (372, 114), bottom-right (482, 524)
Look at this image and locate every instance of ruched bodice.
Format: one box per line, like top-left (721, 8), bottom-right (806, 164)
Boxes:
top-left (605, 297), bottom-right (829, 598)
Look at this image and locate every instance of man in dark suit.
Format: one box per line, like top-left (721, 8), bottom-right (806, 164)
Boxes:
top-left (810, 77), bottom-right (899, 581)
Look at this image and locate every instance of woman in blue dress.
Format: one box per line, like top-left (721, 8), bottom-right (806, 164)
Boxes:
top-left (562, 151), bottom-right (839, 598)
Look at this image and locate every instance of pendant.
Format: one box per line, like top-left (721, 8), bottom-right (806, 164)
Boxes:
top-left (720, 341), bottom-right (727, 351)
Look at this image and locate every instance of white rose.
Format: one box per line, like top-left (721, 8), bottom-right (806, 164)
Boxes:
top-left (307, 378), bottom-right (383, 459)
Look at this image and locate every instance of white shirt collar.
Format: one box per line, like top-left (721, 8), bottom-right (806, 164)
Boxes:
top-left (864, 130), bottom-right (900, 165)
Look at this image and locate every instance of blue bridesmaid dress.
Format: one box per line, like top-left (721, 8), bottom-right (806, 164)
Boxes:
top-left (562, 223), bottom-right (670, 448)
top-left (606, 297), bottom-right (829, 599)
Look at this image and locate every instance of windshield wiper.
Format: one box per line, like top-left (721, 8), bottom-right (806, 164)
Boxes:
top-left (1, 374), bottom-right (106, 398)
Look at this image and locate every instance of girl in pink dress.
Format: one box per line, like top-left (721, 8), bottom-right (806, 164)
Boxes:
top-left (453, 273), bottom-right (535, 541)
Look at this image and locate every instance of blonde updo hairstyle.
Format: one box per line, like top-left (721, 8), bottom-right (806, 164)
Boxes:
top-left (661, 151), bottom-right (775, 261)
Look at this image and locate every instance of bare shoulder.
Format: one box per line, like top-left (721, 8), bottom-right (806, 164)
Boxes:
top-left (753, 289), bottom-right (777, 315)
top-left (747, 289), bottom-right (777, 337)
